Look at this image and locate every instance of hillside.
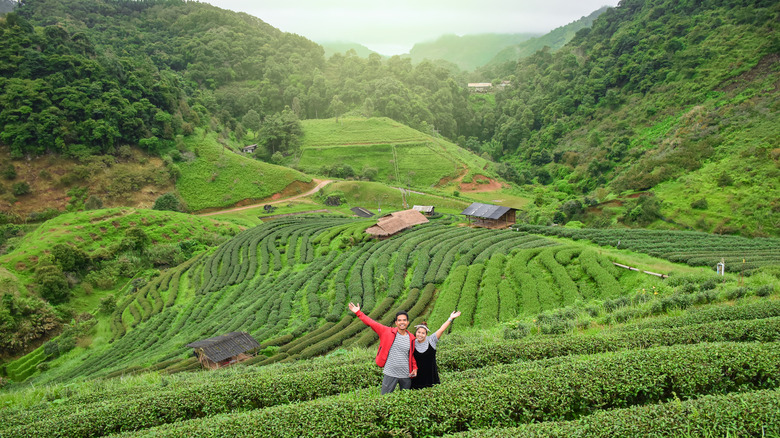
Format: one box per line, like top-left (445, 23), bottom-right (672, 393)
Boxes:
top-left (483, 6), bottom-right (609, 69)
top-left (319, 41), bottom-right (380, 59)
top-left (485, 0), bottom-right (780, 236)
top-left (0, 216), bottom-right (778, 436)
top-left (408, 33), bottom-right (540, 71)
top-left (297, 117), bottom-right (495, 191)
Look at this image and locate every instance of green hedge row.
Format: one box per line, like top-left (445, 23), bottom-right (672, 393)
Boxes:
top-left (449, 389), bottom-right (780, 437)
top-left (438, 316), bottom-right (780, 372)
top-left (0, 362), bottom-right (382, 438)
top-left (114, 342), bottom-right (780, 437)
top-left (616, 299), bottom-right (780, 331)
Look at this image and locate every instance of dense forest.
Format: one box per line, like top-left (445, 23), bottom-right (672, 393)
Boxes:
top-left (0, 0), bottom-right (778, 232)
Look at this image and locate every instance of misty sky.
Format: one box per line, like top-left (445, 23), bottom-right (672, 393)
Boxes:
top-left (204, 0), bottom-right (620, 56)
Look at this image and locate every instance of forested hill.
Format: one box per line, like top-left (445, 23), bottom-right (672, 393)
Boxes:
top-left (408, 33), bottom-right (541, 71)
top-left (488, 0), bottom-right (779, 235)
top-left (483, 6), bottom-right (608, 69)
top-left (1, 0), bottom-right (323, 158)
top-left (0, 0), bottom-right (778, 235)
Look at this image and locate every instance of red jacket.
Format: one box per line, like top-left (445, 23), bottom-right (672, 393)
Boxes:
top-left (356, 310), bottom-right (418, 373)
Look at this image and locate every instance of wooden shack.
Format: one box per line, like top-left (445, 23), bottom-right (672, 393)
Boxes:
top-left (350, 206), bottom-right (375, 218)
top-left (365, 209), bottom-right (429, 239)
top-left (461, 202), bottom-right (517, 229)
top-left (186, 331), bottom-right (260, 370)
top-left (412, 205), bottom-right (435, 216)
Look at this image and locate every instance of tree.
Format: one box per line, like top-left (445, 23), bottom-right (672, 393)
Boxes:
top-left (241, 109), bottom-right (262, 139)
top-left (153, 193), bottom-right (184, 212)
top-left (35, 255), bottom-right (70, 304)
top-left (329, 95), bottom-right (345, 122)
top-left (84, 195), bottom-right (103, 210)
top-left (51, 243), bottom-right (89, 272)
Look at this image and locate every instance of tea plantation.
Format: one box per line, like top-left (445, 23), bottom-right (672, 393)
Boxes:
top-left (1, 215), bottom-right (779, 437)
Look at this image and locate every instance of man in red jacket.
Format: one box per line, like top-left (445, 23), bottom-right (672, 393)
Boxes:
top-left (349, 302), bottom-right (418, 394)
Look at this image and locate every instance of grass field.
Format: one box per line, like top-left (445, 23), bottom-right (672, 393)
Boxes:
top-left (177, 131), bottom-right (312, 211)
top-left (323, 181), bottom-right (470, 214)
top-left (298, 117), bottom-right (492, 191)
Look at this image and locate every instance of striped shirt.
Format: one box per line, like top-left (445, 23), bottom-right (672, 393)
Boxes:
top-left (383, 332), bottom-right (412, 378)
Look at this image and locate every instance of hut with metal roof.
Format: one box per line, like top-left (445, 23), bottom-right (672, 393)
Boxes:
top-left (412, 205), bottom-right (435, 216)
top-left (365, 209), bottom-right (429, 239)
top-left (350, 206), bottom-right (374, 218)
top-left (460, 202), bottom-right (517, 229)
top-left (186, 332), bottom-right (260, 370)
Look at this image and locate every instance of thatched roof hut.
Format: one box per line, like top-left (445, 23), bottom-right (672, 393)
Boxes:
top-left (365, 209), bottom-right (429, 239)
top-left (186, 332), bottom-right (260, 370)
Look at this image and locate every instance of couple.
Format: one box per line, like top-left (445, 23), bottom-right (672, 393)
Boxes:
top-left (348, 302), bottom-right (460, 394)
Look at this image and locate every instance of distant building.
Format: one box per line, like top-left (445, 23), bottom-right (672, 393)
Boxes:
top-left (350, 206), bottom-right (374, 218)
top-left (365, 209), bottom-right (429, 239)
top-left (412, 205), bottom-right (435, 216)
top-left (186, 332), bottom-right (260, 370)
top-left (467, 83), bottom-right (493, 93)
top-left (242, 144), bottom-right (258, 154)
top-left (461, 202), bottom-right (517, 229)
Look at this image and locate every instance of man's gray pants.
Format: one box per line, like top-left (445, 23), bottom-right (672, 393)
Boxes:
top-left (381, 375), bottom-right (411, 395)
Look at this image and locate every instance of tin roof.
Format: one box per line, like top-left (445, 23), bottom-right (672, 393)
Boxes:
top-left (350, 207), bottom-right (374, 218)
top-left (186, 332), bottom-right (260, 363)
top-left (460, 202), bottom-right (513, 220)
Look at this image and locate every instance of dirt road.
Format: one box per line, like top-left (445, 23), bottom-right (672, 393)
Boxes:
top-left (198, 179), bottom-right (333, 217)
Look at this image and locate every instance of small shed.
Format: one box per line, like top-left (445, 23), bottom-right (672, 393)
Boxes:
top-left (365, 209), bottom-right (429, 239)
top-left (461, 202), bottom-right (517, 229)
top-left (467, 82), bottom-right (492, 93)
top-left (412, 205), bottom-right (435, 216)
top-left (186, 332), bottom-right (260, 370)
top-left (350, 206), bottom-right (374, 218)
top-left (242, 144), bottom-right (258, 154)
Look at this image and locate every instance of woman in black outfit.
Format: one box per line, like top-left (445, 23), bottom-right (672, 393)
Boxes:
top-left (411, 310), bottom-right (460, 389)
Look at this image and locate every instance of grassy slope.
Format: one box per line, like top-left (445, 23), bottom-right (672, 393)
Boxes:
top-left (297, 117), bottom-right (494, 190)
top-left (0, 208), bottom-right (240, 276)
top-left (177, 131), bottom-right (313, 211)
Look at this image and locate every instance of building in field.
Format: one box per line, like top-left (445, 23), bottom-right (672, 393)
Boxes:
top-left (242, 144), bottom-right (258, 154)
top-left (460, 202), bottom-right (517, 229)
top-left (186, 332), bottom-right (260, 370)
top-left (467, 82), bottom-right (493, 93)
top-left (412, 205), bottom-right (435, 216)
top-left (365, 209), bottom-right (429, 239)
top-left (350, 206), bottom-right (375, 218)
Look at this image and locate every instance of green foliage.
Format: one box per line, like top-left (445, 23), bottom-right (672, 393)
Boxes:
top-left (11, 181), bottom-right (30, 196)
top-left (152, 193), bottom-right (184, 212)
top-left (0, 289), bottom-right (60, 354)
top-left (33, 255), bottom-right (70, 304)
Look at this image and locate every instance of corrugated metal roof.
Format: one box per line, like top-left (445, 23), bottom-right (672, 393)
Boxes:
top-left (350, 207), bottom-right (374, 218)
top-left (412, 205), bottom-right (434, 213)
top-left (460, 202), bottom-right (512, 220)
top-left (186, 332), bottom-right (260, 363)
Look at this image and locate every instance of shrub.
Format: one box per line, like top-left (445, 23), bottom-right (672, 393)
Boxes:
top-left (1, 163), bottom-right (16, 180)
top-left (153, 193), bottom-right (184, 212)
top-left (11, 182), bottom-right (30, 196)
top-left (84, 195), bottom-right (103, 210)
top-left (690, 198), bottom-right (709, 209)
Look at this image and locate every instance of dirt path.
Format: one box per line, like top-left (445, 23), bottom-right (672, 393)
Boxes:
top-left (198, 179), bottom-right (333, 217)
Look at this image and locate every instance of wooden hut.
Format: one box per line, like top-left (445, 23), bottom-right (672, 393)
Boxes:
top-left (412, 205), bottom-right (435, 216)
top-left (186, 332), bottom-right (260, 370)
top-left (365, 209), bottom-right (429, 239)
top-left (461, 202), bottom-right (517, 229)
top-left (350, 206), bottom-right (374, 218)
